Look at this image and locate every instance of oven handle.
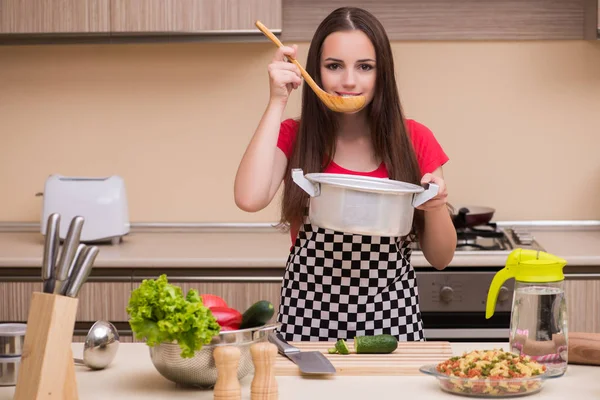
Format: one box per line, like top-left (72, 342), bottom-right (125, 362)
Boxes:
top-left (425, 328), bottom-right (509, 340)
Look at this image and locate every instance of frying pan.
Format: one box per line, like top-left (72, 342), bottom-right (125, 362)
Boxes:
top-left (451, 205), bottom-right (495, 229)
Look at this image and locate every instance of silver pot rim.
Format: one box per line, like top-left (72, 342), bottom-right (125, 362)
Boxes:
top-left (0, 356), bottom-right (20, 363)
top-left (305, 173), bottom-right (424, 194)
top-left (155, 323), bottom-right (279, 348)
top-left (0, 323), bottom-right (26, 337)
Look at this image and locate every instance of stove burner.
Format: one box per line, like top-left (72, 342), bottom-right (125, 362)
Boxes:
top-left (457, 223), bottom-right (504, 239)
top-left (455, 223), bottom-right (510, 251)
top-left (456, 242), bottom-right (504, 251)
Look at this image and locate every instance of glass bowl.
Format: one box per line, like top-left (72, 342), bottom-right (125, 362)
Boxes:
top-left (419, 364), bottom-right (556, 398)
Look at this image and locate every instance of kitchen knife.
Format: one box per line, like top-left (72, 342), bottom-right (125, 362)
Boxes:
top-left (61, 243), bottom-right (86, 295)
top-left (42, 213), bottom-right (61, 293)
top-left (54, 216), bottom-right (85, 294)
top-left (64, 246), bottom-right (99, 298)
top-left (268, 331), bottom-right (336, 375)
top-left (67, 243), bottom-right (86, 280)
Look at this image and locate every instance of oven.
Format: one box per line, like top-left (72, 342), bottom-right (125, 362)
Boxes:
top-left (413, 224), bottom-right (543, 342)
top-left (418, 268), bottom-right (513, 342)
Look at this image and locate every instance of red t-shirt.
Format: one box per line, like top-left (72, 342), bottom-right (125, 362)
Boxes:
top-left (277, 118), bottom-right (449, 242)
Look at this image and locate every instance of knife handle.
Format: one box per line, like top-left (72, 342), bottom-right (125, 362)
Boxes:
top-left (42, 213), bottom-right (60, 293)
top-left (54, 216), bottom-right (85, 294)
top-left (268, 331), bottom-right (299, 355)
top-left (64, 246), bottom-right (99, 298)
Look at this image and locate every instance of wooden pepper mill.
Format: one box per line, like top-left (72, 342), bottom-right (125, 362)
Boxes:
top-left (213, 346), bottom-right (242, 400)
top-left (250, 342), bottom-right (278, 400)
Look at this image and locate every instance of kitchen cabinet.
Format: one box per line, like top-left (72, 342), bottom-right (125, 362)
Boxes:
top-left (283, 0), bottom-right (590, 41)
top-left (110, 0), bottom-right (281, 33)
top-left (0, 0), bottom-right (280, 39)
top-left (0, 282), bottom-right (40, 321)
top-left (0, 0), bottom-right (110, 34)
top-left (76, 282), bottom-right (132, 322)
top-left (566, 279), bottom-right (600, 333)
top-left (0, 281), bottom-right (131, 322)
top-left (583, 0), bottom-right (600, 39)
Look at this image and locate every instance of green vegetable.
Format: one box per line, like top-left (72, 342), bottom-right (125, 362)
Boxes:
top-left (126, 274), bottom-right (221, 358)
top-left (354, 334), bottom-right (398, 354)
top-left (239, 300), bottom-right (275, 329)
top-left (335, 339), bottom-right (350, 355)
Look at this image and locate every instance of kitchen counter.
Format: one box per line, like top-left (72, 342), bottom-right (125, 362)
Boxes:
top-left (0, 222), bottom-right (599, 269)
top-left (0, 342), bottom-right (598, 399)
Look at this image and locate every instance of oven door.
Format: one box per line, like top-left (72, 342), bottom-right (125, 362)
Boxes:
top-left (422, 311), bottom-right (511, 342)
top-left (416, 269), bottom-right (513, 342)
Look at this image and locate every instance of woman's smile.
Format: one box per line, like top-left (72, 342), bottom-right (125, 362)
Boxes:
top-left (336, 91), bottom-right (363, 97)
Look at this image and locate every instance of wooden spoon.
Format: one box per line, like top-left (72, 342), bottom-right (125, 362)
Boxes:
top-left (255, 20), bottom-right (366, 113)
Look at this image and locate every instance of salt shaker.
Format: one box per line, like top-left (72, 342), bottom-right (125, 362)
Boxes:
top-left (213, 346), bottom-right (241, 400)
top-left (250, 342), bottom-right (278, 400)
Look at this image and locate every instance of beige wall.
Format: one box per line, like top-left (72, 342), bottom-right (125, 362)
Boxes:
top-left (1, 40), bottom-right (599, 223)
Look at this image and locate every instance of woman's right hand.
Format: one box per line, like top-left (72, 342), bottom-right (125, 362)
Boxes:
top-left (268, 45), bottom-right (302, 104)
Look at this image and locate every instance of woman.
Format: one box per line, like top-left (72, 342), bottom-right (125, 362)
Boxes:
top-left (234, 7), bottom-right (456, 341)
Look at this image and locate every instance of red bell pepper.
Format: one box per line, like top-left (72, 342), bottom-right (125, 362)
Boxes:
top-left (209, 306), bottom-right (242, 331)
top-left (200, 294), bottom-right (228, 309)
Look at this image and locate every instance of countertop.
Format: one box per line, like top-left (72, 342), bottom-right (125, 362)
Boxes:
top-left (0, 222), bottom-right (599, 269)
top-left (1, 342), bottom-right (598, 399)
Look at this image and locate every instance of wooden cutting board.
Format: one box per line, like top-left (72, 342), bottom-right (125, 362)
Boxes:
top-left (274, 341), bottom-right (453, 376)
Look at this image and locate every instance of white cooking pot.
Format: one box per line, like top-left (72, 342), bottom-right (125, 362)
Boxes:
top-left (292, 168), bottom-right (439, 237)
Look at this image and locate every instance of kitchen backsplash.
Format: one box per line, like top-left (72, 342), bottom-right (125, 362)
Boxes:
top-left (0, 40), bottom-right (599, 223)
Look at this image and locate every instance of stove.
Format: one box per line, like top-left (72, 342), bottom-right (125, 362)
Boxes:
top-left (411, 223), bottom-right (544, 253)
top-left (455, 223), bottom-right (544, 252)
top-left (413, 223), bottom-right (545, 342)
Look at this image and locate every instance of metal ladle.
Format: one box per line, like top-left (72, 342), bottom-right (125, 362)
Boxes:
top-left (74, 321), bottom-right (120, 370)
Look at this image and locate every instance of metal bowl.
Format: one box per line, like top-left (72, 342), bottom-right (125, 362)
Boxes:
top-left (0, 356), bottom-right (20, 386)
top-left (149, 323), bottom-right (278, 388)
top-left (0, 323), bottom-right (26, 357)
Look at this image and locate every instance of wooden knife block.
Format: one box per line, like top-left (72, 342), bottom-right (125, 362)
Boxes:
top-left (14, 292), bottom-right (79, 400)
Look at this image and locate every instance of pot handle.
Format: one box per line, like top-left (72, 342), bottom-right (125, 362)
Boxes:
top-left (412, 183), bottom-right (439, 207)
top-left (291, 169), bottom-right (320, 197)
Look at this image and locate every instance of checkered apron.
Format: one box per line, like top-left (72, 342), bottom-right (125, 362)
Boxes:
top-left (277, 219), bottom-right (425, 342)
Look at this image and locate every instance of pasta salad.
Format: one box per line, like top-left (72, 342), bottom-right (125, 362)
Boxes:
top-left (433, 349), bottom-right (548, 396)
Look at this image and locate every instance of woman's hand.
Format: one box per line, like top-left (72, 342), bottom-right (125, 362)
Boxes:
top-left (416, 173), bottom-right (448, 212)
top-left (268, 45), bottom-right (302, 104)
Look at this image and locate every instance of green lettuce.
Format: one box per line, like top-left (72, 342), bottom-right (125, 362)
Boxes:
top-left (126, 274), bottom-right (220, 358)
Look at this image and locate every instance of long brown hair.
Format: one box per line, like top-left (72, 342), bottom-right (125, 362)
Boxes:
top-left (280, 7), bottom-right (424, 238)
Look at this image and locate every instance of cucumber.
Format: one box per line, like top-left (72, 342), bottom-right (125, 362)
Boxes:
top-left (335, 339), bottom-right (350, 355)
top-left (239, 300), bottom-right (275, 329)
top-left (354, 334), bottom-right (398, 354)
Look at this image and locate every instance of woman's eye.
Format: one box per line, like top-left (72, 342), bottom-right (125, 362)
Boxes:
top-left (326, 63), bottom-right (341, 70)
top-left (359, 64), bottom-right (374, 71)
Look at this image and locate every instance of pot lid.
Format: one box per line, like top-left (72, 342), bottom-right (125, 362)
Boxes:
top-left (305, 173), bottom-right (424, 194)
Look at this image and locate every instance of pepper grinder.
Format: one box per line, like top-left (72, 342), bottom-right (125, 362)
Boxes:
top-left (213, 346), bottom-right (241, 400)
top-left (250, 342), bottom-right (278, 400)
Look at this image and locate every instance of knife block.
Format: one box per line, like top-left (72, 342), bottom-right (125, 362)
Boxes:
top-left (14, 292), bottom-right (79, 400)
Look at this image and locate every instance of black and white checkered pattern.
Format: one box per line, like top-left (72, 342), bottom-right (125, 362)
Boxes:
top-left (277, 220), bottom-right (425, 342)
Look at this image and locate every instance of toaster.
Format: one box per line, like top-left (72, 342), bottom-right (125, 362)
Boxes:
top-left (40, 175), bottom-right (130, 244)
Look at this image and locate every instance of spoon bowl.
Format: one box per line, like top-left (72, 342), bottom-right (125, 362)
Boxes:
top-left (255, 20), bottom-right (366, 113)
top-left (74, 320), bottom-right (119, 370)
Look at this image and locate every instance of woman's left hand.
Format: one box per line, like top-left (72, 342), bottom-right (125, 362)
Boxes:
top-left (416, 173), bottom-right (448, 211)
